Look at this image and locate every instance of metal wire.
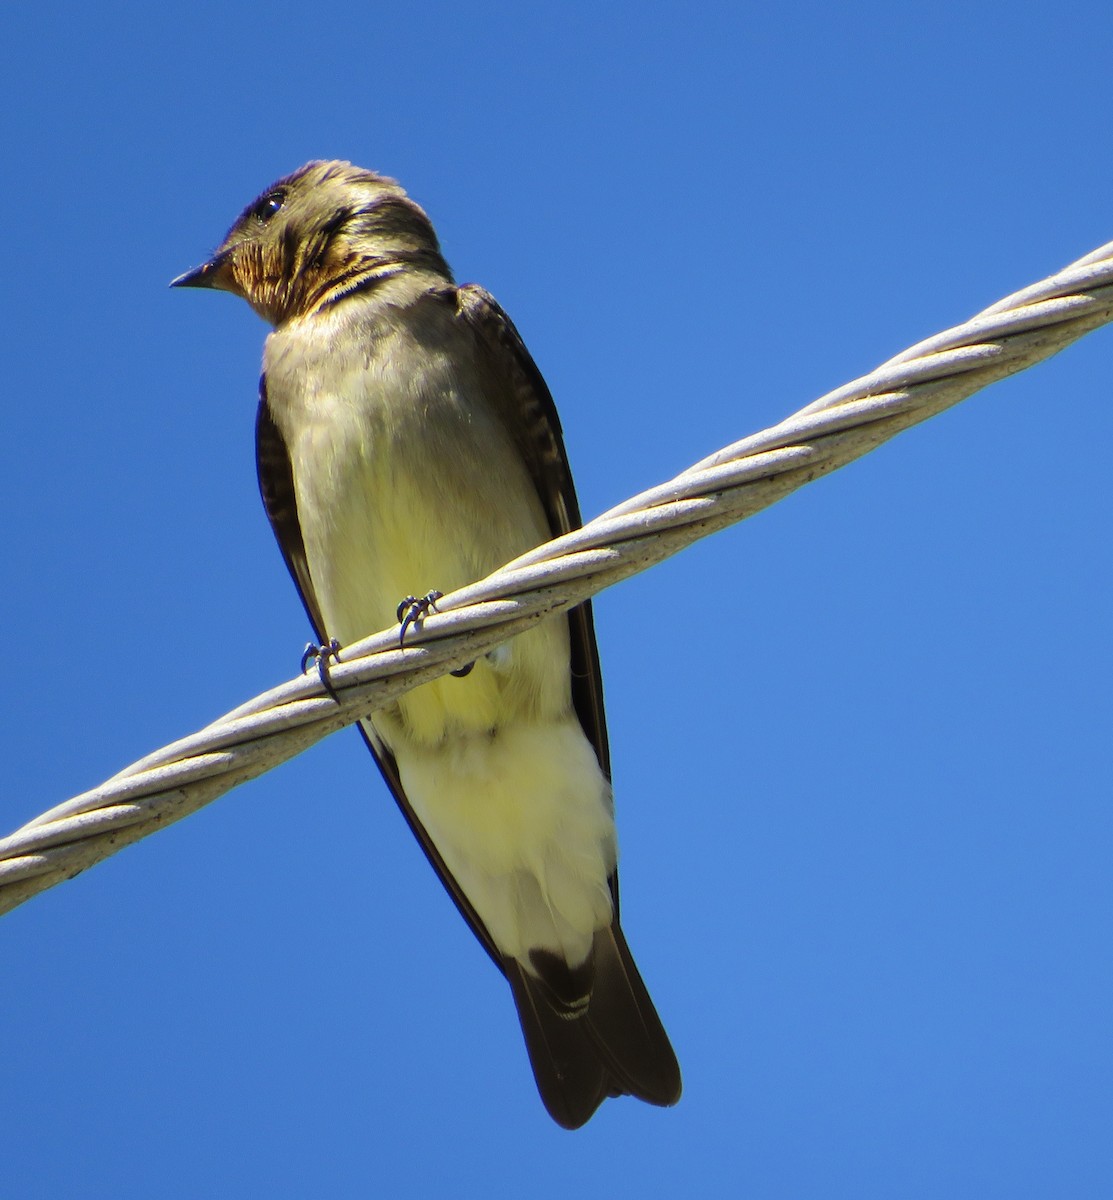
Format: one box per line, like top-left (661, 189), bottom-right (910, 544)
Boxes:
top-left (3, 237), bottom-right (1112, 917)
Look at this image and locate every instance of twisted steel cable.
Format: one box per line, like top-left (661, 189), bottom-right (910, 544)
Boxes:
top-left (3, 237), bottom-right (1112, 918)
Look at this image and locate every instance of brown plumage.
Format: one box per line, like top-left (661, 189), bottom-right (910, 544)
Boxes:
top-left (173, 161), bottom-right (680, 1127)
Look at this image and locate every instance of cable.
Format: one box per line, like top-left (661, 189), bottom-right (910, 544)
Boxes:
top-left (3, 237), bottom-right (1112, 917)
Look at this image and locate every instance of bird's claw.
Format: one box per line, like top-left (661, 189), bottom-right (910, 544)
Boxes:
top-left (397, 591), bottom-right (444, 647)
top-left (301, 638), bottom-right (343, 703)
top-left (396, 590), bottom-right (474, 676)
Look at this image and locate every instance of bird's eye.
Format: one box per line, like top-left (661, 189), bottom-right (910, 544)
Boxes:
top-left (252, 190), bottom-right (285, 224)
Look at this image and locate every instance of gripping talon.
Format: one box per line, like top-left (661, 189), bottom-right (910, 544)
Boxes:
top-left (397, 590), bottom-right (443, 647)
top-left (301, 638), bottom-right (343, 703)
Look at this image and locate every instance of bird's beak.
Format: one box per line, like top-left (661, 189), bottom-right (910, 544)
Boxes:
top-left (170, 248), bottom-right (235, 291)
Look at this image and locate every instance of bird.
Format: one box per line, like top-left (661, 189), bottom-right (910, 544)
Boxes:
top-left (171, 160), bottom-right (680, 1127)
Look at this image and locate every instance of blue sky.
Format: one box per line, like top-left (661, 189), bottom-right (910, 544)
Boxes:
top-left (4, 3), bottom-right (1112, 1196)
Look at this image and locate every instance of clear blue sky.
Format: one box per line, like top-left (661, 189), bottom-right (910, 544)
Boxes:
top-left (4, 3), bottom-right (1112, 1196)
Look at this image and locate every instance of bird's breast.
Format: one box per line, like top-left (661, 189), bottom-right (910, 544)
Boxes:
top-left (265, 316), bottom-right (570, 748)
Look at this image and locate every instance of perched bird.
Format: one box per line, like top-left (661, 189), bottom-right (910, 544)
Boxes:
top-left (172, 160), bottom-right (680, 1127)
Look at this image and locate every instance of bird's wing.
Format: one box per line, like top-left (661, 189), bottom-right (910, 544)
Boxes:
top-left (256, 395), bottom-right (327, 639)
top-left (452, 287), bottom-right (681, 1126)
top-left (449, 284), bottom-right (612, 789)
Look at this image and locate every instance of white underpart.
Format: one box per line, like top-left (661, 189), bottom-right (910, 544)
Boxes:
top-left (264, 300), bottom-right (617, 970)
top-left (392, 717), bottom-right (615, 964)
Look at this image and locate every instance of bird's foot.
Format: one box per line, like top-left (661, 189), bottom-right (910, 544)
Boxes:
top-left (300, 638), bottom-right (343, 703)
top-left (396, 590), bottom-right (475, 677)
top-left (396, 591), bottom-right (444, 646)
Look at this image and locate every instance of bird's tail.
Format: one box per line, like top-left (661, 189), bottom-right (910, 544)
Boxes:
top-left (505, 921), bottom-right (681, 1129)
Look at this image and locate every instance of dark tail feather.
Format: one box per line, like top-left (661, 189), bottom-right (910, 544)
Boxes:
top-left (505, 922), bottom-right (682, 1129)
top-left (585, 923), bottom-right (682, 1104)
top-left (505, 961), bottom-right (614, 1129)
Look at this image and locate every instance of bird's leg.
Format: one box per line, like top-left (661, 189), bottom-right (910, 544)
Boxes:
top-left (301, 638), bottom-right (343, 703)
top-left (396, 590), bottom-right (475, 677)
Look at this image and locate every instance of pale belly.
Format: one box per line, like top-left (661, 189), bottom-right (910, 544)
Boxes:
top-left (288, 386), bottom-right (617, 964)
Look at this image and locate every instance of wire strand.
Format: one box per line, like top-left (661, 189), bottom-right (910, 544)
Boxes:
top-left (4, 239), bottom-right (1113, 916)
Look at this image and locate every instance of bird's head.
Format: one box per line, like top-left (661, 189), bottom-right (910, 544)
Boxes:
top-left (171, 160), bottom-right (450, 326)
